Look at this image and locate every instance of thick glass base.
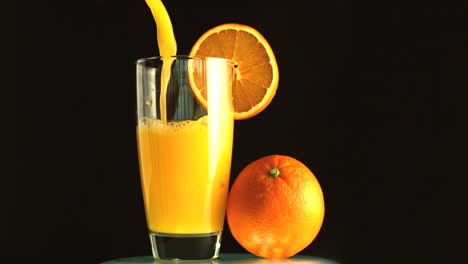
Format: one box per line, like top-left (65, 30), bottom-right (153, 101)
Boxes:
top-left (149, 231), bottom-right (222, 260)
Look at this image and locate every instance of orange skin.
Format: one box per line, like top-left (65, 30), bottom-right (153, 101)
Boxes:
top-left (226, 155), bottom-right (325, 258)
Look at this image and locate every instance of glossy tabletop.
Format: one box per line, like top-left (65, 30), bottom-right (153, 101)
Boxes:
top-left (100, 253), bottom-right (340, 264)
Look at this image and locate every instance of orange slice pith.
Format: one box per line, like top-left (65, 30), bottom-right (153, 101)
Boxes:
top-left (189, 23), bottom-right (279, 120)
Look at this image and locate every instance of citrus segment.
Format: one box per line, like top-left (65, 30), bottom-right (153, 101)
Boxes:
top-left (189, 23), bottom-right (279, 120)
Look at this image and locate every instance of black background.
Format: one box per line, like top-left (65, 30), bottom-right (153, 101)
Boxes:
top-left (2, 1), bottom-right (466, 263)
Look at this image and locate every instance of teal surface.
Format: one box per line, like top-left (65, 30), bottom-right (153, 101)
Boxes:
top-left (100, 253), bottom-right (340, 264)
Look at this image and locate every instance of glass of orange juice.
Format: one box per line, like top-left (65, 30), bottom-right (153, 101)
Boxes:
top-left (136, 56), bottom-right (236, 260)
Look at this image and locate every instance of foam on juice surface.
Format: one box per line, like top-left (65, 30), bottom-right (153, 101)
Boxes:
top-left (140, 116), bottom-right (208, 132)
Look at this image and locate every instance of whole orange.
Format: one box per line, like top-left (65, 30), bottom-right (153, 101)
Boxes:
top-left (226, 155), bottom-right (325, 258)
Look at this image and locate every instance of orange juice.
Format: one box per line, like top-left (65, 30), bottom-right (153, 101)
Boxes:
top-left (138, 0), bottom-right (235, 260)
top-left (139, 0), bottom-right (234, 236)
top-left (137, 115), bottom-right (233, 234)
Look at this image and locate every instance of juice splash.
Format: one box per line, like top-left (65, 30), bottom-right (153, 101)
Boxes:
top-left (145, 0), bottom-right (177, 122)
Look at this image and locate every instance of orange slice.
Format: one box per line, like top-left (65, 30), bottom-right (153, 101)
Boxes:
top-left (189, 23), bottom-right (279, 120)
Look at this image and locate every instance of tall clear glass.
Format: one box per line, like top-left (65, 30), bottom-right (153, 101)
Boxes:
top-left (136, 56), bottom-right (236, 260)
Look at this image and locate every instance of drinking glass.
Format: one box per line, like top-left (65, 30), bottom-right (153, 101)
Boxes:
top-left (136, 56), bottom-right (236, 260)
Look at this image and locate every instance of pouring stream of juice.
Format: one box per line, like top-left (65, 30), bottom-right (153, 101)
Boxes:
top-left (145, 0), bottom-right (177, 122)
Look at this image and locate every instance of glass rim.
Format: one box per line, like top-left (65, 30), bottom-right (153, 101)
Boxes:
top-left (136, 55), bottom-right (237, 67)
